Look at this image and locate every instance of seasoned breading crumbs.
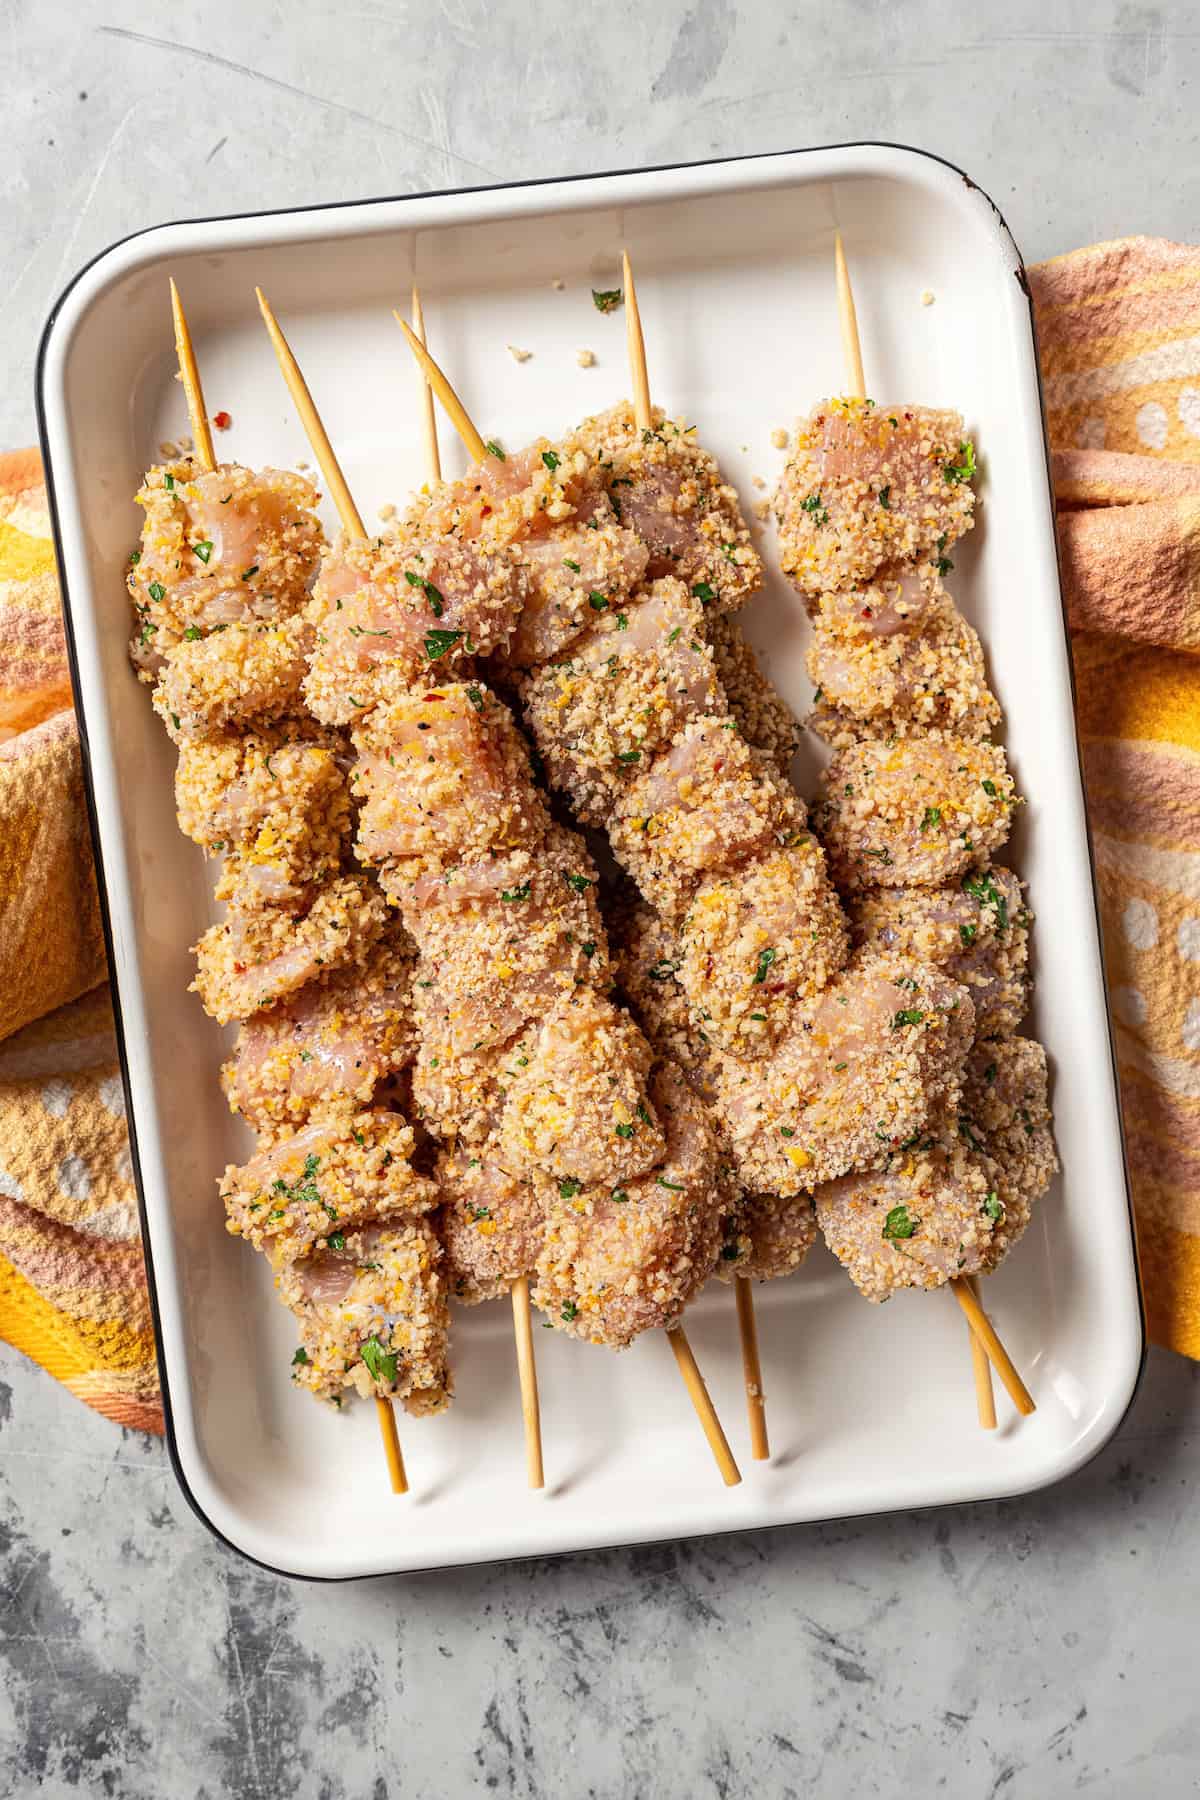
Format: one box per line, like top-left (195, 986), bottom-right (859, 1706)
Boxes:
top-left (192, 875), bottom-right (387, 1025)
top-left (127, 460), bottom-right (324, 665)
top-left (849, 868), bottom-right (1029, 1039)
top-left (715, 1188), bottom-right (818, 1284)
top-left (531, 1065), bottom-right (722, 1347)
top-left (175, 729), bottom-right (352, 905)
top-left (411, 1022), bottom-right (531, 1148)
top-left (611, 898), bottom-right (819, 1287)
top-left (516, 578), bottom-right (720, 822)
top-left (221, 1110), bottom-right (433, 1264)
top-left (713, 955), bottom-right (974, 1197)
top-left (814, 735), bottom-right (1016, 891)
top-left (437, 1144), bottom-right (545, 1304)
top-left (566, 401), bottom-right (763, 613)
top-left (608, 718), bottom-right (807, 922)
top-left (304, 530), bottom-right (529, 724)
top-left (807, 587), bottom-right (1000, 747)
top-left (222, 927), bottom-right (417, 1134)
top-left (964, 1034), bottom-right (1058, 1270)
top-left (773, 398), bottom-right (976, 597)
top-left (281, 1211), bottom-right (450, 1412)
top-left (500, 989), bottom-right (665, 1186)
top-left (704, 613), bottom-right (803, 779)
top-left (679, 839), bottom-right (851, 1053)
top-left (152, 613), bottom-right (313, 742)
top-left (813, 1100), bottom-right (999, 1302)
top-left (352, 683), bottom-right (548, 869)
top-left (395, 830), bottom-right (610, 1056)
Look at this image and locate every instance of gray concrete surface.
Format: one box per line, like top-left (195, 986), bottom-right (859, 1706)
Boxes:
top-left (3, 1), bottom-right (1199, 1794)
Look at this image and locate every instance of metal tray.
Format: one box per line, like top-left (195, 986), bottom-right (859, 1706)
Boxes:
top-left (37, 143), bottom-right (1142, 1579)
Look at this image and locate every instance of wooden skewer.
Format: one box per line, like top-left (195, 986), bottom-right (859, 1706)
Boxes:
top-left (411, 286), bottom-right (442, 483)
top-left (375, 1397), bottom-right (409, 1492)
top-left (623, 249), bottom-right (766, 1463)
top-left (667, 1328), bottom-right (741, 1487)
top-left (256, 288), bottom-right (367, 538)
top-left (951, 1279), bottom-right (1035, 1417)
top-left (832, 232), bottom-right (1030, 1426)
top-left (169, 278), bottom-right (216, 475)
top-left (833, 233), bottom-right (867, 405)
top-left (733, 1274), bottom-right (769, 1461)
top-left (622, 250), bottom-right (653, 434)
top-left (255, 284), bottom-right (409, 1494)
top-left (411, 286), bottom-right (545, 1491)
top-left (510, 1276), bottom-right (545, 1489)
top-left (394, 315), bottom-right (487, 464)
top-left (397, 317), bottom-right (742, 1488)
top-left (965, 1278), bottom-right (998, 1430)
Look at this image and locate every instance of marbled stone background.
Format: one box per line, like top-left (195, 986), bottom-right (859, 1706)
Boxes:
top-left (3, 2), bottom-right (1199, 1794)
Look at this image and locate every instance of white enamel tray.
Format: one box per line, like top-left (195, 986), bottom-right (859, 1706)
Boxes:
top-left (38, 144), bottom-right (1142, 1580)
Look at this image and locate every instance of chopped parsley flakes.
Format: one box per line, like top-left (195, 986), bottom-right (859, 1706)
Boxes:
top-left (882, 1204), bottom-right (919, 1241)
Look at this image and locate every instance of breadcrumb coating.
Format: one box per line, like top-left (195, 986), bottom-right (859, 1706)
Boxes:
top-left (516, 577), bottom-right (720, 822)
top-left (221, 1110), bottom-right (434, 1265)
top-left (437, 1144), bottom-right (545, 1304)
top-left (801, 562), bottom-right (940, 631)
top-left (152, 614), bottom-right (313, 742)
top-left (221, 927), bottom-right (416, 1134)
top-left (351, 682), bottom-right (548, 870)
top-left (678, 838), bottom-right (851, 1053)
top-left (773, 398), bottom-right (976, 596)
top-left (715, 1188), bottom-right (819, 1284)
top-left (176, 729), bottom-right (352, 906)
top-left (612, 898), bottom-right (723, 1104)
top-left (705, 613), bottom-right (803, 779)
top-left (814, 735), bottom-right (1016, 890)
top-left (411, 1021), bottom-right (530, 1147)
top-left (849, 867), bottom-right (1030, 1039)
top-left (507, 499), bottom-right (650, 668)
top-left (395, 828), bottom-right (609, 1055)
top-left (303, 529), bottom-right (528, 724)
top-left (192, 875), bottom-right (387, 1025)
top-left (714, 956), bottom-right (974, 1196)
top-left (531, 1064), bottom-right (722, 1347)
top-left (128, 459), bottom-right (323, 675)
top-left (807, 587), bottom-right (1000, 747)
top-left (813, 1102), bottom-right (999, 1302)
top-left (964, 1035), bottom-right (1058, 1269)
top-left (610, 719), bottom-right (803, 921)
top-left (405, 440), bottom-right (649, 668)
top-left (567, 402), bottom-right (763, 612)
top-left (612, 899), bottom-right (820, 1287)
top-left (500, 989), bottom-right (666, 1185)
top-left (281, 1213), bottom-right (450, 1412)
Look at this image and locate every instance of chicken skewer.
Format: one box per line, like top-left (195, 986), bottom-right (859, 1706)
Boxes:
top-left (622, 253), bottom-right (768, 1460)
top-left (252, 282), bottom-right (543, 1489)
top-left (779, 233), bottom-right (1043, 1420)
top-left (410, 286), bottom-right (542, 1492)
top-left (833, 235), bottom-right (994, 1429)
top-left (266, 289), bottom-right (741, 1486)
top-left (399, 272), bottom-right (786, 1459)
top-left (396, 281), bottom-right (986, 1457)
top-left (154, 282), bottom-right (419, 1490)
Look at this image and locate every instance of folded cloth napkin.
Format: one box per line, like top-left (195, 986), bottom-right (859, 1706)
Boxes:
top-left (0, 450), bottom-right (161, 1431)
top-left (1029, 236), bottom-right (1200, 1356)
top-left (0, 235), bottom-right (1196, 1434)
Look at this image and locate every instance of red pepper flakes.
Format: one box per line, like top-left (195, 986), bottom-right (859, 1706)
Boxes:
top-left (213, 410), bottom-right (232, 430)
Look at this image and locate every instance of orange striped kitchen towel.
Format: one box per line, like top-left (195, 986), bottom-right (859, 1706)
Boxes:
top-left (1030, 235), bottom-right (1200, 1357)
top-left (0, 449), bottom-right (161, 1432)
